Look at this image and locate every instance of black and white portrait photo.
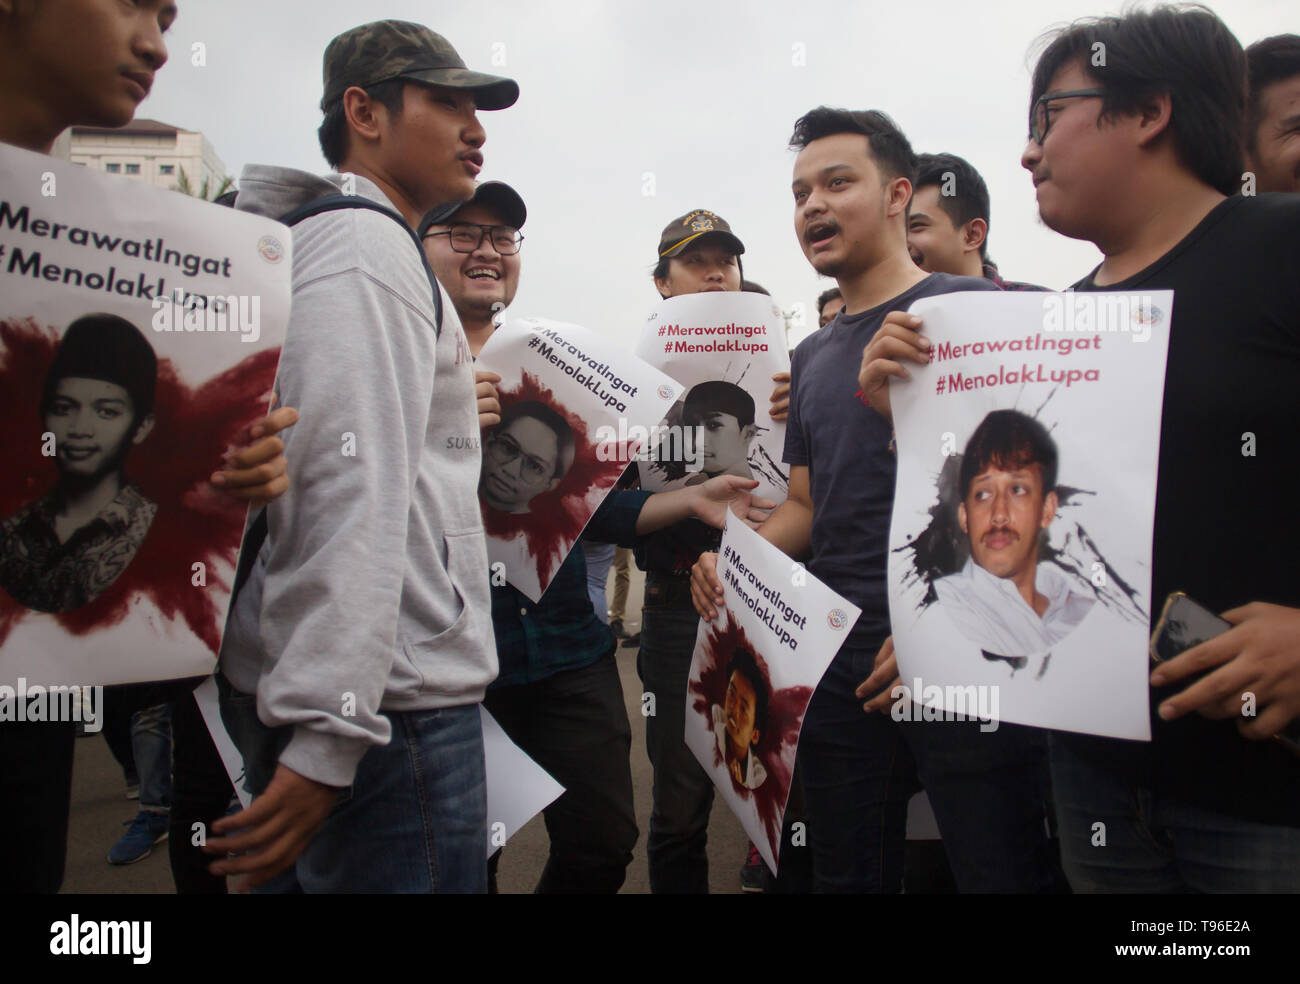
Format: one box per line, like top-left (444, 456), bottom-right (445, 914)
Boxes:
top-left (479, 400), bottom-right (576, 516)
top-left (0, 314), bottom-right (158, 614)
top-left (682, 380), bottom-right (759, 486)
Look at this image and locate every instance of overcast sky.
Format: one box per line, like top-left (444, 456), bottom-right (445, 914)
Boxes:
top-left (143, 0), bottom-right (1290, 348)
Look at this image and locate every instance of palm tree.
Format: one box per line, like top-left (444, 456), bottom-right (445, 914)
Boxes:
top-left (174, 166), bottom-right (235, 201)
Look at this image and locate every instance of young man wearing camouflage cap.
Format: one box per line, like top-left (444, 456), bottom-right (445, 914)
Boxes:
top-left (206, 20), bottom-right (517, 893)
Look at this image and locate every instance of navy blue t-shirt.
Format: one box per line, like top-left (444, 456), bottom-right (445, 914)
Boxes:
top-left (784, 272), bottom-right (996, 652)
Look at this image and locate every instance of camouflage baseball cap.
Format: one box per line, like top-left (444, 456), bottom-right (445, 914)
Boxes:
top-left (657, 209), bottom-right (745, 259)
top-left (321, 20), bottom-right (519, 112)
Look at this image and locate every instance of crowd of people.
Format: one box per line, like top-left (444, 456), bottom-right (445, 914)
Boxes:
top-left (1, 0), bottom-right (1297, 895)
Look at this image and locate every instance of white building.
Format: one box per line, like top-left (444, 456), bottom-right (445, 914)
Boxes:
top-left (57, 119), bottom-right (230, 196)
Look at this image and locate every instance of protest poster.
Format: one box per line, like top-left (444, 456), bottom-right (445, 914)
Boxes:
top-left (474, 317), bottom-right (679, 602)
top-left (887, 289), bottom-right (1173, 740)
top-left (0, 143), bottom-right (290, 689)
top-left (686, 513), bottom-right (859, 873)
top-left (634, 291), bottom-right (790, 504)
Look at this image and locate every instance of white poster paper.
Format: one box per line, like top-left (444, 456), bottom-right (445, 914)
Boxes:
top-left (193, 676), bottom-right (251, 808)
top-left (635, 291), bottom-right (790, 505)
top-left (480, 704), bottom-right (565, 857)
top-left (0, 144), bottom-right (290, 689)
top-left (475, 317), bottom-right (679, 601)
top-left (686, 513), bottom-right (859, 873)
top-left (888, 290), bottom-right (1173, 740)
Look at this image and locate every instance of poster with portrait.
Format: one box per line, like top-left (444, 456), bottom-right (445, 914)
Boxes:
top-left (474, 317), bottom-right (680, 602)
top-left (0, 144), bottom-right (291, 690)
top-left (687, 513), bottom-right (860, 874)
top-left (634, 291), bottom-right (790, 504)
top-left (888, 289), bottom-right (1173, 740)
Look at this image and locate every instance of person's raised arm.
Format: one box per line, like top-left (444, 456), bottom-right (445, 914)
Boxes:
top-left (632, 474), bottom-right (775, 534)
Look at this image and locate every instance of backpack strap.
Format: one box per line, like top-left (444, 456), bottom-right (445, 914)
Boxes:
top-left (277, 193), bottom-right (443, 334)
top-left (229, 193), bottom-right (445, 608)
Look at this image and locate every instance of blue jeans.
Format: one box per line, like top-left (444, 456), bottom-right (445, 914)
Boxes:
top-left (901, 716), bottom-right (1055, 893)
top-left (131, 703), bottom-right (173, 814)
top-left (583, 540), bottom-right (616, 624)
top-left (637, 576), bottom-right (714, 893)
top-left (217, 674), bottom-right (487, 893)
top-left (799, 645), bottom-right (1056, 893)
top-left (798, 646), bottom-right (919, 893)
top-left (1049, 732), bottom-right (1300, 892)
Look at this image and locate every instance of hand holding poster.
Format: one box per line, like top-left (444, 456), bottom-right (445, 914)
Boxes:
top-left (687, 513), bottom-right (860, 873)
top-left (474, 317), bottom-right (679, 601)
top-left (635, 291), bottom-right (790, 504)
top-left (0, 144), bottom-right (290, 689)
top-left (887, 290), bottom-right (1173, 740)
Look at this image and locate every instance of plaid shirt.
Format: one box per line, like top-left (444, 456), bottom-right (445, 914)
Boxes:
top-left (490, 489), bottom-right (650, 688)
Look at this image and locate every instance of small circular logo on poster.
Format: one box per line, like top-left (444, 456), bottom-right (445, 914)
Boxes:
top-left (827, 608), bottom-right (848, 630)
top-left (657, 384), bottom-right (674, 400)
top-left (257, 235), bottom-right (284, 264)
top-left (1132, 304), bottom-right (1162, 327)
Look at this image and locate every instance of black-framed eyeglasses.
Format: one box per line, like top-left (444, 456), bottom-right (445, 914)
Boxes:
top-left (422, 222), bottom-right (524, 255)
top-left (1029, 88), bottom-right (1106, 144)
top-left (486, 431), bottom-right (552, 481)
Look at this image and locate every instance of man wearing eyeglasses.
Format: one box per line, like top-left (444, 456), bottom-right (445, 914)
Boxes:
top-left (853, 5), bottom-right (1300, 892)
top-left (1018, 6), bottom-right (1300, 893)
top-left (420, 182), bottom-right (774, 893)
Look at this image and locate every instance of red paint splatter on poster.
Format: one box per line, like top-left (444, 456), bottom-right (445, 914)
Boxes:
top-left (0, 317), bottom-right (279, 653)
top-left (481, 371), bottom-right (634, 589)
top-left (688, 611), bottom-right (812, 861)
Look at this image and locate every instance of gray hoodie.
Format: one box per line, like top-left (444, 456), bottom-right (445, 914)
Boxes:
top-left (220, 166), bottom-right (497, 788)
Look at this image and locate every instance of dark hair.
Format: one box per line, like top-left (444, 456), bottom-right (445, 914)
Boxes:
top-left (318, 78), bottom-right (407, 168)
top-left (958, 410), bottom-right (1058, 500)
top-left (497, 400), bottom-right (574, 478)
top-left (914, 152), bottom-right (991, 260)
top-left (816, 287), bottom-right (842, 311)
top-left (652, 246), bottom-right (744, 291)
top-left (1246, 34), bottom-right (1300, 150)
top-left (683, 380), bottom-right (755, 428)
top-left (43, 314), bottom-right (157, 426)
top-left (788, 107), bottom-right (917, 184)
top-left (1028, 4), bottom-right (1246, 196)
top-left (741, 280), bottom-right (769, 295)
top-left (725, 646), bottom-right (770, 738)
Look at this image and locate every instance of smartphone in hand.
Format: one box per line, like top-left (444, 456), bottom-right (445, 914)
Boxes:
top-left (1150, 591), bottom-right (1300, 757)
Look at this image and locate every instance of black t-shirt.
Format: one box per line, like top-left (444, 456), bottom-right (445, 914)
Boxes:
top-left (785, 272), bottom-right (997, 651)
top-left (1060, 193), bottom-right (1300, 827)
top-left (634, 517), bottom-right (721, 579)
